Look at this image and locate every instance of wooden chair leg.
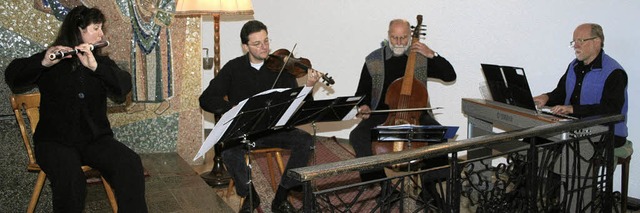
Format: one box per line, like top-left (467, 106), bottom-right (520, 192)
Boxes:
top-left (101, 176), bottom-right (118, 213)
top-left (227, 179), bottom-right (236, 198)
top-left (265, 152), bottom-right (278, 191)
top-left (621, 157), bottom-right (630, 213)
top-left (238, 196), bottom-right (244, 210)
top-left (28, 171), bottom-right (47, 213)
top-left (227, 149), bottom-right (288, 210)
top-left (273, 151), bottom-right (292, 204)
top-left (275, 151), bottom-right (285, 174)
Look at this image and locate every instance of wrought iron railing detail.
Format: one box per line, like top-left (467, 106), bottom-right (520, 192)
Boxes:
top-left (291, 115), bottom-right (623, 213)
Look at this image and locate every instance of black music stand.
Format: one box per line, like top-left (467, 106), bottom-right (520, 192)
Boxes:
top-left (215, 87), bottom-right (308, 210)
top-left (218, 87), bottom-right (307, 145)
top-left (284, 96), bottom-right (363, 167)
top-left (372, 124), bottom-right (458, 206)
top-left (372, 125), bottom-right (458, 172)
top-left (284, 96), bottom-right (363, 127)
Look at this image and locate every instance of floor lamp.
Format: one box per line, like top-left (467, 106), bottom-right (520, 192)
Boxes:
top-left (175, 0), bottom-right (254, 186)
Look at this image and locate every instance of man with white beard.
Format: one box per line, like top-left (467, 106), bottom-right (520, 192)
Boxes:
top-left (349, 18), bottom-right (456, 203)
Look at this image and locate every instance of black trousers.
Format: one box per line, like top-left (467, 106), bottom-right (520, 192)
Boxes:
top-left (35, 136), bottom-right (148, 213)
top-left (222, 128), bottom-right (313, 197)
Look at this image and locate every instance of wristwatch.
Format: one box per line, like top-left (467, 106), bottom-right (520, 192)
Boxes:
top-left (433, 52), bottom-right (439, 57)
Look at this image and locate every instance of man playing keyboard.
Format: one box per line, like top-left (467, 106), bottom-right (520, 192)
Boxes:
top-left (533, 23), bottom-right (628, 148)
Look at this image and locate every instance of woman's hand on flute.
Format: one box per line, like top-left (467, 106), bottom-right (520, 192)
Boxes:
top-left (42, 46), bottom-right (73, 67)
top-left (75, 43), bottom-right (98, 71)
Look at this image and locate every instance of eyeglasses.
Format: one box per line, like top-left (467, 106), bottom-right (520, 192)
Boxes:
top-left (569, 37), bottom-right (598, 48)
top-left (248, 39), bottom-right (271, 48)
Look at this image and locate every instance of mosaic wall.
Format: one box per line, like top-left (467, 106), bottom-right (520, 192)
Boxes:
top-left (0, 0), bottom-right (204, 164)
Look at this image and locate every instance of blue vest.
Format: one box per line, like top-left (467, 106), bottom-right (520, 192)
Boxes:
top-left (565, 51), bottom-right (628, 137)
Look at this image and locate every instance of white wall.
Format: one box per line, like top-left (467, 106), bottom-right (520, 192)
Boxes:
top-left (201, 0), bottom-right (640, 197)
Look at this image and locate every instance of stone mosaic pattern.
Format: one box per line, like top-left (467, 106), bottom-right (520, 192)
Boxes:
top-left (112, 112), bottom-right (179, 153)
top-left (0, 0), bottom-right (57, 116)
top-left (122, 0), bottom-right (176, 102)
top-left (1, 0), bottom-right (203, 158)
top-left (171, 16), bottom-right (204, 164)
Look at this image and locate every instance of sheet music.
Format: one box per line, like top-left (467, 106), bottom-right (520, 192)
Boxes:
top-left (193, 88), bottom-right (291, 161)
top-left (275, 86), bottom-right (312, 127)
top-left (343, 97), bottom-right (362, 120)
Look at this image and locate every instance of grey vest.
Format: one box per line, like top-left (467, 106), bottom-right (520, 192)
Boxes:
top-left (364, 45), bottom-right (429, 109)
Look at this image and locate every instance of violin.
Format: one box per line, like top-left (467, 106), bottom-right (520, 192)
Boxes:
top-left (265, 49), bottom-right (335, 86)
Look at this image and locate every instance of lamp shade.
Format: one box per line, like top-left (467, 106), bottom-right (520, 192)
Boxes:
top-left (175, 0), bottom-right (254, 16)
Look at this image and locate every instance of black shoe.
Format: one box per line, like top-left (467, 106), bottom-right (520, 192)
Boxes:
top-left (239, 197), bottom-right (260, 213)
top-left (271, 200), bottom-right (296, 213)
top-left (239, 189), bottom-right (260, 213)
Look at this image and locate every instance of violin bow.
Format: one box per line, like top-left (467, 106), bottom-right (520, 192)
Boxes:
top-left (270, 43), bottom-right (298, 89)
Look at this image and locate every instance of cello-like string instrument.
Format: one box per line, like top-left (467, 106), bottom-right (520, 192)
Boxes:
top-left (372, 15), bottom-right (430, 171)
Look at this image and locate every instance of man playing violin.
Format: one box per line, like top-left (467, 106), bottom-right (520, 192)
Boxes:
top-left (350, 18), bottom-right (456, 204)
top-left (199, 20), bottom-right (322, 213)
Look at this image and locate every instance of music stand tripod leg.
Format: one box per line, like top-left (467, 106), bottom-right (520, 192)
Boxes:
top-left (305, 122), bottom-right (323, 192)
top-left (242, 134), bottom-right (257, 211)
top-left (310, 122), bottom-right (318, 166)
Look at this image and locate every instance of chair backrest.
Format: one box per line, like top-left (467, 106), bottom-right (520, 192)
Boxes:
top-left (10, 93), bottom-right (41, 170)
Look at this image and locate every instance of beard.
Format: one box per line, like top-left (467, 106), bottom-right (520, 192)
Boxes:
top-left (389, 42), bottom-right (409, 56)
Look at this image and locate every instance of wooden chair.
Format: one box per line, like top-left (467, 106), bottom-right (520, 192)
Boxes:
top-left (618, 155), bottom-right (631, 213)
top-left (226, 147), bottom-right (287, 208)
top-left (10, 93), bottom-right (118, 213)
top-left (614, 140), bottom-right (633, 213)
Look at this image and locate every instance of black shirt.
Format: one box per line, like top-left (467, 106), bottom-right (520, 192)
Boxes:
top-left (199, 54), bottom-right (299, 115)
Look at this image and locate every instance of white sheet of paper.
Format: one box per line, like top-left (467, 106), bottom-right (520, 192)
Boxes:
top-left (193, 88), bottom-right (290, 161)
top-left (275, 86), bottom-right (312, 127)
top-left (343, 96), bottom-right (363, 120)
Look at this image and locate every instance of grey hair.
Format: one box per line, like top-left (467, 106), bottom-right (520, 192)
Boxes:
top-left (589, 23), bottom-right (605, 48)
top-left (388, 19), bottom-right (410, 32)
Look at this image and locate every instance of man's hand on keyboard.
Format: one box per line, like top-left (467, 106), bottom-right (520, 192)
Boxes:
top-left (540, 106), bottom-right (577, 120)
top-left (548, 105), bottom-right (574, 115)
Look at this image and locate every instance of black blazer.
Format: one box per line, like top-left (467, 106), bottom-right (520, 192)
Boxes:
top-left (5, 51), bottom-right (131, 145)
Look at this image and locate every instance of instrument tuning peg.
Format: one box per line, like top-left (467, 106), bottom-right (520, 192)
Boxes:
top-left (421, 33), bottom-right (426, 36)
top-left (410, 25), bottom-right (415, 29)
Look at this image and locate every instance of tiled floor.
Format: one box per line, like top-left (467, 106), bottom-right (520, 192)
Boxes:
top-left (191, 151), bottom-right (244, 212)
top-left (83, 153), bottom-right (235, 213)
